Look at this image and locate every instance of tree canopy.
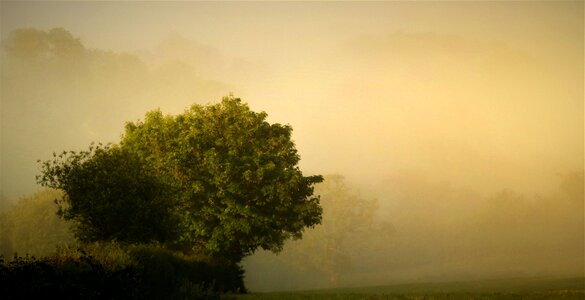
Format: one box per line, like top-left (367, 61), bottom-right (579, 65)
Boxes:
top-left (38, 96), bottom-right (323, 263)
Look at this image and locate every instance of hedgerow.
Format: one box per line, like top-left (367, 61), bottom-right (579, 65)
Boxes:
top-left (0, 243), bottom-right (244, 299)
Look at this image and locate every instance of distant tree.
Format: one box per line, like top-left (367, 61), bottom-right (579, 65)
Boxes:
top-left (0, 190), bottom-right (74, 257)
top-left (559, 171), bottom-right (584, 202)
top-left (275, 175), bottom-right (384, 286)
top-left (2, 28), bottom-right (49, 59)
top-left (0, 209), bottom-right (13, 257)
top-left (3, 27), bottom-right (84, 60)
top-left (38, 96), bottom-right (323, 263)
top-left (45, 27), bottom-right (85, 59)
top-left (0, 194), bottom-right (10, 210)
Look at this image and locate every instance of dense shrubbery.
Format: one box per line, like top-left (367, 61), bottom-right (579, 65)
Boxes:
top-left (0, 243), bottom-right (244, 299)
top-left (0, 253), bottom-right (136, 299)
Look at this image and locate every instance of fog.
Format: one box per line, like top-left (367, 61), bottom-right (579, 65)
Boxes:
top-left (1, 1), bottom-right (583, 291)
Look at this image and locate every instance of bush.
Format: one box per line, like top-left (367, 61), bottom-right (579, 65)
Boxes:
top-left (128, 244), bottom-right (246, 298)
top-left (0, 243), bottom-right (245, 299)
top-left (0, 253), bottom-right (137, 299)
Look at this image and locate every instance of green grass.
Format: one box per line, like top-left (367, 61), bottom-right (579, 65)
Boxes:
top-left (238, 277), bottom-right (585, 300)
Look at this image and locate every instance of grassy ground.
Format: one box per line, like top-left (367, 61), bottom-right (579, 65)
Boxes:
top-left (237, 277), bottom-right (585, 300)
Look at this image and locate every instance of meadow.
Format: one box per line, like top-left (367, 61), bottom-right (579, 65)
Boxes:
top-left (238, 277), bottom-right (585, 300)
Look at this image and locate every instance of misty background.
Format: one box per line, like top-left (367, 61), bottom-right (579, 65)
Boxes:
top-left (1, 1), bottom-right (583, 292)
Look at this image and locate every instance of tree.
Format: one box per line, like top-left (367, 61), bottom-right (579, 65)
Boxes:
top-left (121, 96), bottom-right (323, 262)
top-left (257, 174), bottom-right (386, 287)
top-left (0, 190), bottom-right (74, 257)
top-left (38, 96), bottom-right (323, 263)
top-left (0, 208), bottom-right (13, 257)
top-left (3, 27), bottom-right (84, 60)
top-left (37, 145), bottom-right (179, 244)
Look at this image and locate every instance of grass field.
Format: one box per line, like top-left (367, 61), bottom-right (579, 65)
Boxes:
top-left (237, 277), bottom-right (585, 300)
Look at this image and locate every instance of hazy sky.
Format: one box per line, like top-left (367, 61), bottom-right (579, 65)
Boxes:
top-left (2, 2), bottom-right (580, 56)
top-left (1, 1), bottom-right (583, 200)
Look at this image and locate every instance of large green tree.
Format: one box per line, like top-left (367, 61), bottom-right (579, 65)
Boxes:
top-left (39, 96), bottom-right (323, 263)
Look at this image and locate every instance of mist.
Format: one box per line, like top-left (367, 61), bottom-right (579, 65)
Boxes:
top-left (1, 1), bottom-right (583, 292)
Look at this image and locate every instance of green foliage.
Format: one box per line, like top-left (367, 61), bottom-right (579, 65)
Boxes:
top-left (37, 144), bottom-right (179, 244)
top-left (37, 96), bottom-right (322, 263)
top-left (0, 190), bottom-right (74, 257)
top-left (121, 97), bottom-right (322, 261)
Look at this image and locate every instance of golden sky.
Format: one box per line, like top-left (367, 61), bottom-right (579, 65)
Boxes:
top-left (1, 1), bottom-right (583, 199)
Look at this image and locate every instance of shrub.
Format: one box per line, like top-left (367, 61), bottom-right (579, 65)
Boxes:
top-left (0, 253), bottom-right (137, 299)
top-left (0, 243), bottom-right (245, 299)
top-left (128, 244), bottom-right (246, 298)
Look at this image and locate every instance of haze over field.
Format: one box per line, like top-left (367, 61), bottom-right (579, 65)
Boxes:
top-left (1, 1), bottom-right (583, 292)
